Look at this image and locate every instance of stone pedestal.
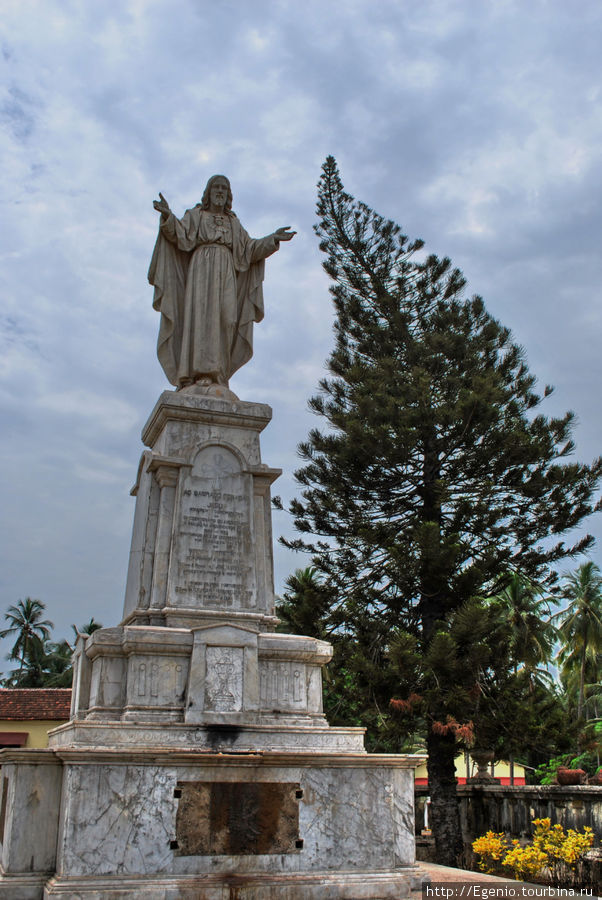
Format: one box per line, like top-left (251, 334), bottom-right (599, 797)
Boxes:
top-left (0, 387), bottom-right (424, 898)
top-left (121, 387), bottom-right (282, 633)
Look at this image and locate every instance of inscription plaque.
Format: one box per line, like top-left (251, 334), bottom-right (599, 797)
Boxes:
top-left (174, 781), bottom-right (301, 855)
top-left (170, 446), bottom-right (257, 611)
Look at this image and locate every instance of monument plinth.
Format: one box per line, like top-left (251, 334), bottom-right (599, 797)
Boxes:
top-left (124, 388), bottom-right (282, 632)
top-left (0, 175), bottom-right (423, 899)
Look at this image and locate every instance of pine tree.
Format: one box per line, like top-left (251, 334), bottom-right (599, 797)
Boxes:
top-left (388, 596), bottom-right (573, 777)
top-left (278, 568), bottom-right (419, 750)
top-left (277, 568), bottom-right (333, 641)
top-left (283, 157), bottom-right (602, 864)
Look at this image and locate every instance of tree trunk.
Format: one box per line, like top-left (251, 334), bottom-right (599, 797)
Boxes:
top-left (578, 642), bottom-right (586, 720)
top-left (420, 431), bottom-right (464, 865)
top-left (427, 728), bottom-right (463, 867)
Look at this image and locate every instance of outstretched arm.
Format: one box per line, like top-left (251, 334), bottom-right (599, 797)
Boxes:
top-left (272, 226), bottom-right (296, 243)
top-left (152, 195), bottom-right (197, 251)
top-left (244, 223), bottom-right (296, 264)
top-left (153, 192), bottom-right (171, 220)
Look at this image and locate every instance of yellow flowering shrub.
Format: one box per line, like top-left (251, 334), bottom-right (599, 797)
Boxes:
top-left (472, 831), bottom-right (510, 873)
top-left (503, 841), bottom-right (549, 880)
top-left (472, 817), bottom-right (594, 882)
top-left (531, 817), bottom-right (594, 869)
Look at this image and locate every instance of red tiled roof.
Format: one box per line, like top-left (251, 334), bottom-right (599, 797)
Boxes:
top-left (0, 688), bottom-right (72, 720)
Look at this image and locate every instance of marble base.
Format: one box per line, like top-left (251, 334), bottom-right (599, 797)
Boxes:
top-left (0, 749), bottom-right (422, 900)
top-left (68, 625), bottom-right (336, 732)
top-left (43, 869), bottom-right (424, 898)
top-left (49, 720), bottom-right (366, 753)
top-left (0, 389), bottom-right (426, 898)
top-left (0, 872), bottom-right (51, 900)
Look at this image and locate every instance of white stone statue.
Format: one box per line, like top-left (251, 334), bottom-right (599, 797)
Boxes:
top-left (148, 175), bottom-right (295, 389)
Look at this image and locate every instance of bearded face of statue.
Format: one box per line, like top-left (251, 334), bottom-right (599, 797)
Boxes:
top-left (209, 178), bottom-right (229, 212)
top-left (201, 175), bottom-right (232, 212)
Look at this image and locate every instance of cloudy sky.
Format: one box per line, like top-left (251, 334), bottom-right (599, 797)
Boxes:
top-left (1, 0), bottom-right (602, 659)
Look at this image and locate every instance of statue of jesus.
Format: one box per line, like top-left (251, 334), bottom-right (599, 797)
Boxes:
top-left (148, 175), bottom-right (295, 389)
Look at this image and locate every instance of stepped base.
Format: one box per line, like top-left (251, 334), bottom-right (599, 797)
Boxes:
top-left (49, 720), bottom-right (366, 753)
top-left (43, 868), bottom-right (424, 898)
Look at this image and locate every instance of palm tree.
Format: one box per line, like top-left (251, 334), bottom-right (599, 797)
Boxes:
top-left (42, 639), bottom-right (74, 687)
top-left (555, 562), bottom-right (602, 720)
top-left (71, 617), bottom-right (102, 642)
top-left (0, 598), bottom-right (54, 672)
top-left (485, 574), bottom-right (558, 784)
top-left (0, 637), bottom-right (73, 688)
top-left (488, 574), bottom-right (557, 681)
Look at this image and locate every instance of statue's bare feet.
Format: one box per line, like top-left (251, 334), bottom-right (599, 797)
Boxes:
top-left (183, 377), bottom-right (239, 402)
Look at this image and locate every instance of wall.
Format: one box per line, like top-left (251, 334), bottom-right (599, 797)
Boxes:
top-left (456, 783), bottom-right (602, 842)
top-left (0, 720), bottom-right (67, 748)
top-left (414, 753), bottom-right (526, 785)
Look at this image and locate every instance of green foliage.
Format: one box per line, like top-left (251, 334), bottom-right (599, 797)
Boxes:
top-left (531, 696), bottom-right (602, 782)
top-left (388, 595), bottom-right (572, 764)
top-left (487, 574), bottom-right (558, 679)
top-left (286, 157), bottom-right (602, 621)
top-left (277, 568), bottom-right (418, 751)
top-left (71, 617), bottom-right (103, 641)
top-left (281, 157), bottom-right (602, 864)
top-left (555, 562), bottom-right (602, 719)
top-left (277, 567), bottom-right (334, 641)
top-left (0, 598), bottom-right (54, 671)
top-left (41, 640), bottom-right (74, 688)
top-left (0, 603), bottom-right (103, 688)
top-left (534, 754), bottom-right (574, 785)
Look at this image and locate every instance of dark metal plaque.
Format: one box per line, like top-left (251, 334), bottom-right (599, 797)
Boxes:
top-left (0, 778), bottom-right (8, 844)
top-left (174, 781), bottom-right (301, 856)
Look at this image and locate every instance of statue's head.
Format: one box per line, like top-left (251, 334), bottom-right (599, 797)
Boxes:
top-left (201, 175), bottom-right (233, 211)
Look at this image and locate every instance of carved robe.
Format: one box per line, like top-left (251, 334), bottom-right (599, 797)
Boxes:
top-left (149, 207), bottom-right (278, 387)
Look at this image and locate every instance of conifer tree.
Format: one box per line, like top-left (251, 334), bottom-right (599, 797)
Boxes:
top-left (283, 157), bottom-right (602, 864)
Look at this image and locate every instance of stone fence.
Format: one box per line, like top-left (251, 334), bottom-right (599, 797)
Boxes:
top-left (415, 783), bottom-right (602, 890)
top-left (455, 783), bottom-right (602, 843)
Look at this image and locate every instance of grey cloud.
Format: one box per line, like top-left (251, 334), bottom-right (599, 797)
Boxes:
top-left (1, 0), bottom-right (601, 656)
top-left (1, 85), bottom-right (38, 141)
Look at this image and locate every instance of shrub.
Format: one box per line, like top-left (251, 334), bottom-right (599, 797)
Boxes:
top-left (472, 817), bottom-right (594, 882)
